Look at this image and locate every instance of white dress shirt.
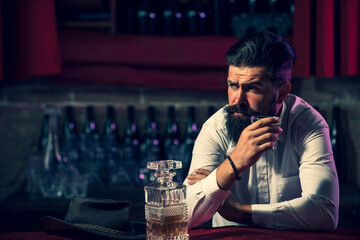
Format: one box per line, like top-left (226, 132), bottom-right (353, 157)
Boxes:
top-left (185, 94), bottom-right (339, 231)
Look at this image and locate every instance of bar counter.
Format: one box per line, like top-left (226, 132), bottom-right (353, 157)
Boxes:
top-left (1, 185), bottom-right (359, 239)
top-left (1, 226), bottom-right (360, 240)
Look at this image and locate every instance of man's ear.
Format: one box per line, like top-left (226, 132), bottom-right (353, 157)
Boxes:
top-left (277, 82), bottom-right (291, 103)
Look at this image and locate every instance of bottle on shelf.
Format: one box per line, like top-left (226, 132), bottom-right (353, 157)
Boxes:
top-left (61, 106), bottom-right (79, 168)
top-left (139, 106), bottom-right (162, 185)
top-left (38, 107), bottom-right (63, 198)
top-left (199, 0), bottom-right (214, 35)
top-left (79, 106), bottom-right (105, 189)
top-left (164, 106), bottom-right (181, 159)
top-left (163, 106), bottom-right (182, 181)
top-left (182, 106), bottom-right (199, 180)
top-left (27, 112), bottom-right (50, 199)
top-left (163, 0), bottom-right (176, 35)
top-left (103, 106), bottom-right (120, 150)
top-left (138, 0), bottom-right (159, 35)
top-left (60, 106), bottom-right (89, 199)
top-left (187, 0), bottom-right (200, 35)
top-left (81, 106), bottom-right (100, 149)
top-left (103, 106), bottom-right (121, 185)
top-left (123, 106), bottom-right (141, 179)
top-left (109, 106), bottom-right (140, 187)
top-left (144, 160), bottom-right (188, 240)
top-left (137, 0), bottom-right (149, 35)
top-left (173, 0), bottom-right (186, 35)
top-left (38, 114), bottom-right (50, 152)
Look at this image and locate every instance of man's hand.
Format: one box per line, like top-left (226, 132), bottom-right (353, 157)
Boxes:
top-left (217, 117), bottom-right (282, 190)
top-left (187, 169), bottom-right (211, 185)
top-left (232, 117), bottom-right (282, 171)
top-left (218, 196), bottom-right (253, 225)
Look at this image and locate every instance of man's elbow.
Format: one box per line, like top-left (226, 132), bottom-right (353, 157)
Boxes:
top-left (315, 212), bottom-right (338, 232)
top-left (305, 205), bottom-right (338, 232)
top-left (302, 194), bottom-right (339, 231)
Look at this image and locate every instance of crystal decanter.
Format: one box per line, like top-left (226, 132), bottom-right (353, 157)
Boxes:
top-left (144, 160), bottom-right (188, 240)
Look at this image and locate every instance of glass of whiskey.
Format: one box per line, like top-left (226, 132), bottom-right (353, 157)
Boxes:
top-left (250, 115), bottom-right (282, 150)
top-left (144, 160), bottom-right (189, 240)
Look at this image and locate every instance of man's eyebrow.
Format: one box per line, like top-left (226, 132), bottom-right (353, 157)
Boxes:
top-left (227, 80), bottom-right (238, 84)
top-left (242, 80), bottom-right (264, 86)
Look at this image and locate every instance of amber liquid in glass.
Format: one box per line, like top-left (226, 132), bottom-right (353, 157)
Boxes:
top-left (147, 215), bottom-right (187, 237)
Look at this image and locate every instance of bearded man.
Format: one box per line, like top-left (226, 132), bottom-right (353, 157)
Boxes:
top-left (185, 31), bottom-right (339, 231)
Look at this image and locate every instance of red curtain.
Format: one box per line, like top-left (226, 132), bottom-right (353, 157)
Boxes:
top-left (292, 0), bottom-right (312, 77)
top-left (316, 0), bottom-right (335, 77)
top-left (340, 0), bottom-right (359, 76)
top-left (292, 0), bottom-right (360, 78)
top-left (0, 0), bottom-right (61, 80)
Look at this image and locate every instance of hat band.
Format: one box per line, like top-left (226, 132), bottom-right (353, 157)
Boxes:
top-left (74, 223), bottom-right (136, 236)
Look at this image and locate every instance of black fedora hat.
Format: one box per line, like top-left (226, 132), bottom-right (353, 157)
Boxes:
top-left (40, 197), bottom-right (146, 240)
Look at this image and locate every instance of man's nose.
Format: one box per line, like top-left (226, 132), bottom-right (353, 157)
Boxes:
top-left (234, 89), bottom-right (246, 105)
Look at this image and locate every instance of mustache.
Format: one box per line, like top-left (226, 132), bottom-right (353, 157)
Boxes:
top-left (224, 104), bottom-right (261, 117)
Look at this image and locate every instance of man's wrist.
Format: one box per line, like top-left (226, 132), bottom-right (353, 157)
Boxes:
top-left (227, 155), bottom-right (241, 180)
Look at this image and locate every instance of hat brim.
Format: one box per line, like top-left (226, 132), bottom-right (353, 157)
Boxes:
top-left (40, 216), bottom-right (146, 240)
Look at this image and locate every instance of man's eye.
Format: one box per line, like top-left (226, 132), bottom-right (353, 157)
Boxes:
top-left (229, 83), bottom-right (238, 89)
top-left (247, 86), bottom-right (259, 92)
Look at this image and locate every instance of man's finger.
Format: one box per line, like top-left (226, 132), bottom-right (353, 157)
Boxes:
top-left (194, 168), bottom-right (212, 175)
top-left (247, 117), bottom-right (280, 130)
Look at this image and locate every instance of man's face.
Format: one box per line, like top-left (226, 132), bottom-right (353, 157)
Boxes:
top-left (225, 65), bottom-right (279, 142)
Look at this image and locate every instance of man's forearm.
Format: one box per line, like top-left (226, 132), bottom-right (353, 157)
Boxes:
top-left (186, 169), bottom-right (232, 229)
top-left (217, 196), bottom-right (253, 225)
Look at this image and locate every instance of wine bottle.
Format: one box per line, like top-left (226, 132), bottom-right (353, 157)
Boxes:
top-left (27, 112), bottom-right (50, 199)
top-left (138, 0), bottom-right (149, 35)
top-left (173, 0), bottom-right (185, 35)
top-left (163, 0), bottom-right (176, 35)
top-left (187, 0), bottom-right (199, 35)
top-left (139, 106), bottom-right (162, 185)
top-left (164, 106), bottom-right (181, 160)
top-left (62, 106), bottom-right (77, 145)
top-left (38, 114), bottom-right (50, 151)
top-left (79, 106), bottom-right (104, 177)
top-left (123, 106), bottom-right (140, 147)
top-left (39, 107), bottom-right (63, 198)
top-left (61, 106), bottom-right (79, 167)
top-left (102, 106), bottom-right (121, 185)
top-left (198, 0), bottom-right (212, 35)
top-left (138, 0), bottom-right (158, 35)
top-left (182, 106), bottom-right (199, 180)
top-left (110, 106), bottom-right (140, 187)
top-left (103, 106), bottom-right (119, 149)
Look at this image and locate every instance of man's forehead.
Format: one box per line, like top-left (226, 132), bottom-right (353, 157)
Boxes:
top-left (228, 66), bottom-right (269, 82)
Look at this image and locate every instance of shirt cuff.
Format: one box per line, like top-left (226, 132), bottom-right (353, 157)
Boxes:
top-left (201, 168), bottom-right (231, 203)
top-left (251, 203), bottom-right (274, 227)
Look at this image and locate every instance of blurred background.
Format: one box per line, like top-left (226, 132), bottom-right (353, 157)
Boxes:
top-left (0, 0), bottom-right (359, 232)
